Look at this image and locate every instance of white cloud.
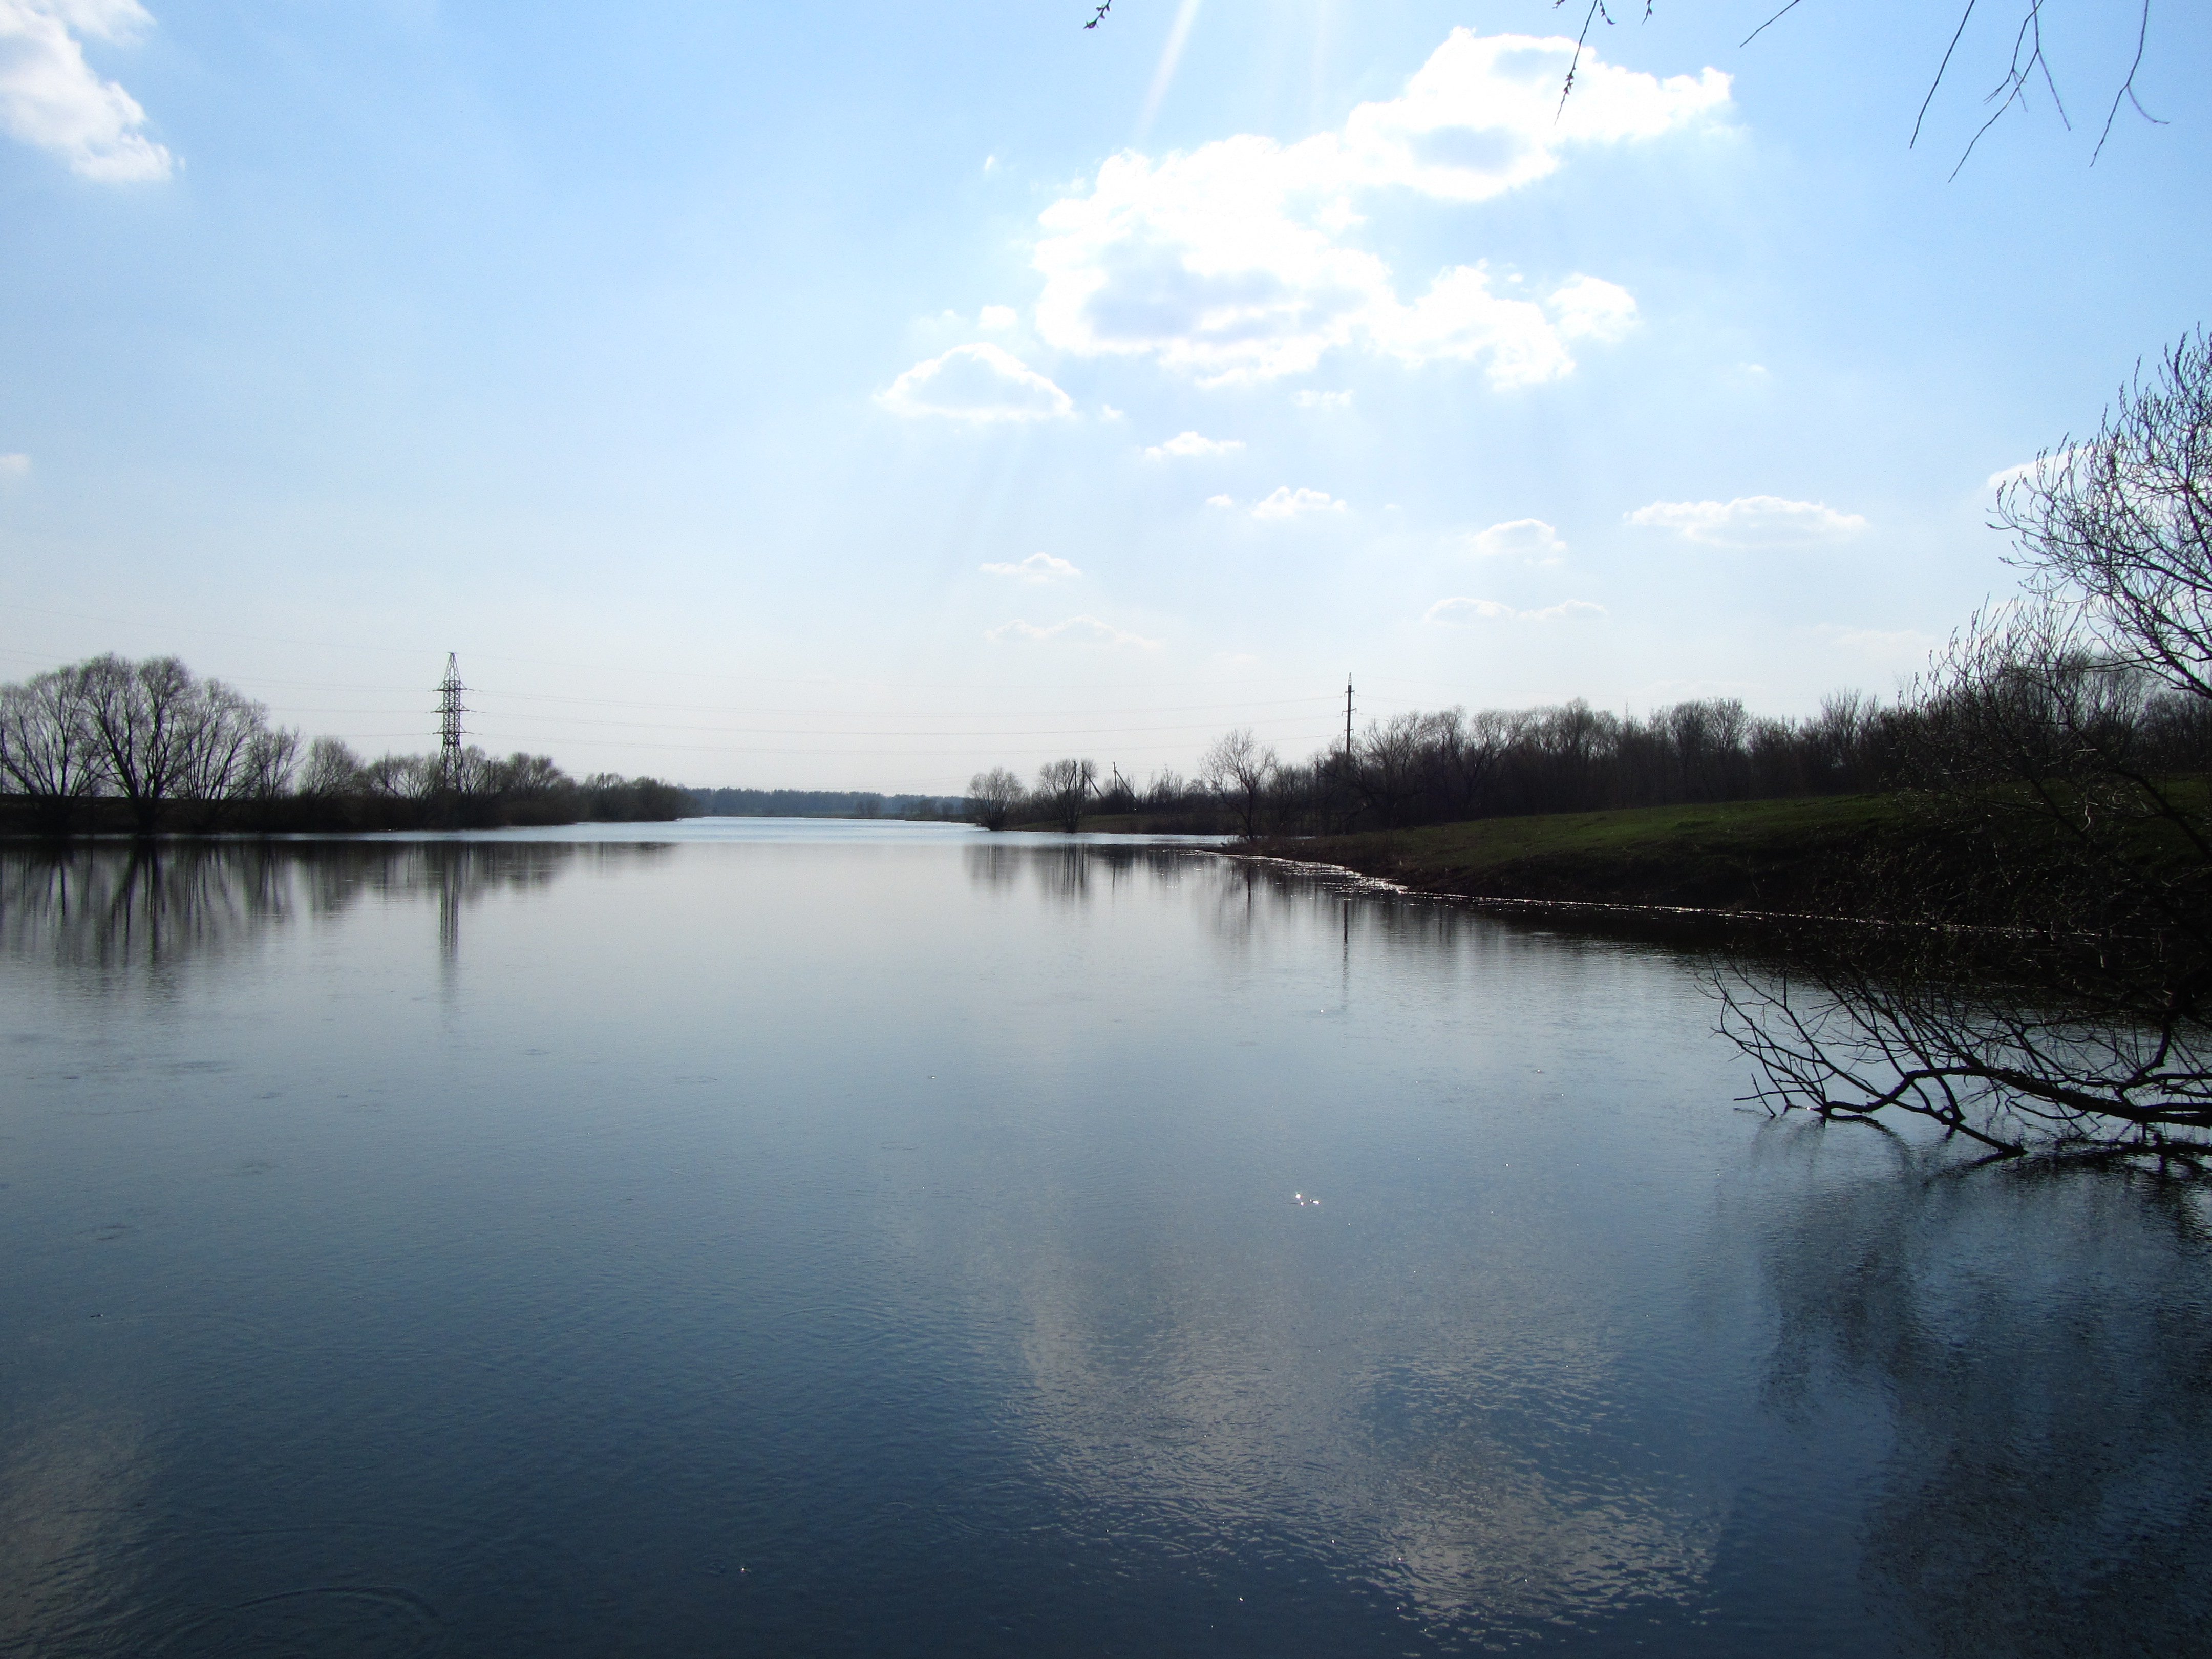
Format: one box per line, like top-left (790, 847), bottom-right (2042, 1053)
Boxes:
top-left (980, 551), bottom-right (1081, 582)
top-left (1464, 517), bottom-right (1566, 564)
top-left (987, 615), bottom-right (1162, 650)
top-left (1145, 430), bottom-right (1244, 460)
top-left (977, 305), bottom-right (1018, 331)
top-left (1545, 274), bottom-right (1637, 342)
top-left (1986, 448), bottom-right (2091, 491)
top-left (0, 452), bottom-right (28, 476)
top-left (1205, 494), bottom-right (1236, 508)
top-left (1251, 486), bottom-right (1345, 520)
top-left (1030, 29), bottom-right (1720, 386)
top-left (1626, 495), bottom-right (1866, 547)
top-left (1524, 598), bottom-right (1607, 622)
top-left (1428, 597), bottom-right (1516, 621)
top-left (877, 343), bottom-right (1074, 422)
top-left (0, 0), bottom-right (173, 181)
top-left (1427, 595), bottom-right (1606, 624)
top-left (1293, 390), bottom-right (1353, 410)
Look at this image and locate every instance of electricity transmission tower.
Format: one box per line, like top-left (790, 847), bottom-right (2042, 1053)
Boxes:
top-left (436, 653), bottom-right (467, 789)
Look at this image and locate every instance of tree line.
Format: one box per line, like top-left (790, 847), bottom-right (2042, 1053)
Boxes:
top-left (689, 786), bottom-right (967, 820)
top-left (971, 669), bottom-right (2211, 844)
top-left (0, 653), bottom-right (690, 834)
top-left (969, 690), bottom-right (1942, 838)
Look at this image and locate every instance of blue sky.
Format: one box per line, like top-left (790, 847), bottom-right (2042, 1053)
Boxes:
top-left (2, 0), bottom-right (2206, 791)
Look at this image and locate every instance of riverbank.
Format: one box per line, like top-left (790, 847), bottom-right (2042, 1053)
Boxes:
top-left (1246, 794), bottom-right (1907, 918)
top-left (1011, 811), bottom-right (1232, 835)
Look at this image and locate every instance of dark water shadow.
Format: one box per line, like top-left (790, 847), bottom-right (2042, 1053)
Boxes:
top-left (1742, 1133), bottom-right (2212, 1654)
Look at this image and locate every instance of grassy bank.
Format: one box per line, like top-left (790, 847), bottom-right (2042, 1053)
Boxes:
top-left (1249, 794), bottom-right (1910, 916)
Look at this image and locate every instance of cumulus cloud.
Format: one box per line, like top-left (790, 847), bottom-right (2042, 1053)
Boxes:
top-left (1030, 29), bottom-right (1719, 386)
top-left (878, 343), bottom-right (1074, 422)
top-left (1986, 448), bottom-right (2092, 491)
top-left (0, 0), bottom-right (173, 181)
top-left (1251, 486), bottom-right (1345, 520)
top-left (1464, 517), bottom-right (1566, 564)
top-left (1545, 274), bottom-right (1638, 342)
top-left (1205, 494), bottom-right (1236, 508)
top-left (1145, 430), bottom-right (1244, 460)
top-left (980, 551), bottom-right (1081, 582)
top-left (978, 305), bottom-right (1017, 331)
top-left (0, 452), bottom-right (28, 476)
top-left (987, 615), bottom-right (1161, 649)
top-left (1293, 390), bottom-right (1353, 410)
top-left (1626, 495), bottom-right (1866, 547)
top-left (1427, 595), bottom-right (1605, 624)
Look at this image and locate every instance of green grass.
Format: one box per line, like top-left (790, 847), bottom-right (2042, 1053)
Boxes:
top-left (1259, 793), bottom-right (1909, 912)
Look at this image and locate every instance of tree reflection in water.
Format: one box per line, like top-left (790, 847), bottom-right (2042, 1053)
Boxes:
top-left (1752, 1136), bottom-right (2212, 1653)
top-left (0, 841), bottom-right (671, 979)
top-left (963, 841), bottom-right (1205, 908)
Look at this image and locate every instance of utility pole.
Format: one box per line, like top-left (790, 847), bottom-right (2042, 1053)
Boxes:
top-left (436, 653), bottom-right (467, 789)
top-left (1338, 673), bottom-right (1355, 835)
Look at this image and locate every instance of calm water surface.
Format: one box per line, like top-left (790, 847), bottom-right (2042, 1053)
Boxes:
top-left (2, 822), bottom-right (2207, 1657)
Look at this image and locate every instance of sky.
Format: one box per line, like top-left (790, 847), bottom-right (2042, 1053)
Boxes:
top-left (2, 0), bottom-right (2207, 792)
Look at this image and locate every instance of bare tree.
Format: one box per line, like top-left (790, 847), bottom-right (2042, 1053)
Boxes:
top-left (967, 766), bottom-right (1026, 832)
top-left (175, 678), bottom-right (277, 828)
top-left (360, 752), bottom-right (435, 803)
top-left (1721, 330), bottom-right (2212, 1162)
top-left (0, 666), bottom-right (108, 833)
top-left (239, 727), bottom-right (302, 812)
top-left (1035, 757), bottom-right (1097, 833)
top-left (1200, 728), bottom-right (1277, 839)
top-left (1550, 1), bottom-right (2164, 172)
top-left (77, 655), bottom-right (275, 836)
top-left (297, 736), bottom-right (364, 799)
top-left (1084, 4), bottom-right (2168, 175)
top-left (2000, 329), bottom-right (2212, 697)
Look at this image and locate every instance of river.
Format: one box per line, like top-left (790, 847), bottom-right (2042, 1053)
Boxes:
top-left (2, 822), bottom-right (2206, 1656)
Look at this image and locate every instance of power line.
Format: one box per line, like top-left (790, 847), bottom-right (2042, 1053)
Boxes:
top-left (5, 601), bottom-right (1348, 695)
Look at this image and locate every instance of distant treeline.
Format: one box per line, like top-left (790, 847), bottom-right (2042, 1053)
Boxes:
top-left (0, 653), bottom-right (690, 835)
top-left (975, 689), bottom-right (2212, 837)
top-left (689, 787), bottom-right (967, 820)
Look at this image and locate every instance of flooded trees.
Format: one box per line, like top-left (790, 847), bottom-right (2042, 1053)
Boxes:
top-left (0, 654), bottom-right (295, 835)
top-left (967, 767), bottom-right (1026, 831)
top-left (0, 667), bottom-right (107, 834)
top-left (0, 655), bottom-right (691, 834)
top-left (1035, 758), bottom-right (1097, 833)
